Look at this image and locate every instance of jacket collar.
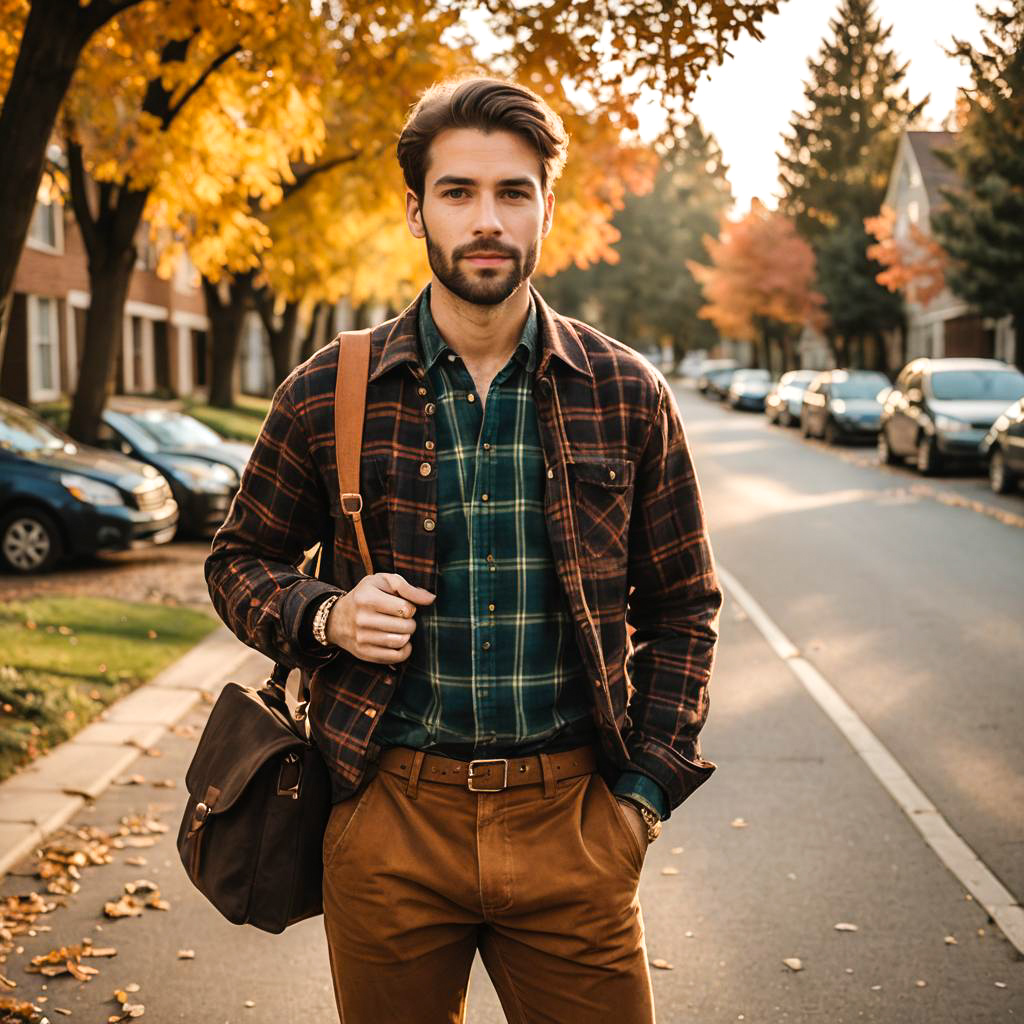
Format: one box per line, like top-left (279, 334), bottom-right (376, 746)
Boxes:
top-left (367, 281), bottom-right (593, 384)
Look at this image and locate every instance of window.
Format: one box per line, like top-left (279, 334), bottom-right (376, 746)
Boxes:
top-left (28, 296), bottom-right (60, 401)
top-left (27, 199), bottom-right (63, 252)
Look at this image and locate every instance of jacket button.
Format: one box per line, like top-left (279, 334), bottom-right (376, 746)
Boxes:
top-left (417, 386), bottom-right (428, 397)
top-left (423, 518), bottom-right (436, 532)
top-left (539, 378), bottom-right (552, 395)
top-left (546, 467), bottom-right (554, 479)
top-left (609, 469), bottom-right (616, 480)
top-left (419, 462), bottom-right (432, 477)
top-left (364, 708), bottom-right (377, 718)
top-left (425, 440), bottom-right (435, 450)
top-left (424, 402), bottom-right (436, 415)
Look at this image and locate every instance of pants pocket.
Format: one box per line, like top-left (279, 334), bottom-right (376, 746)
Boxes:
top-left (322, 772), bottom-right (379, 870)
top-left (597, 775), bottom-right (646, 872)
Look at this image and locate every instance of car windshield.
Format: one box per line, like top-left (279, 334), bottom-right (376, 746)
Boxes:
top-left (0, 403), bottom-right (67, 453)
top-left (929, 370), bottom-right (1024, 402)
top-left (733, 370), bottom-right (771, 383)
top-left (129, 412), bottom-right (222, 447)
top-left (832, 376), bottom-right (889, 399)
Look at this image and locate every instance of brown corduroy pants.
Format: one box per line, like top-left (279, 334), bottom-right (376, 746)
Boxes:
top-left (321, 749), bottom-right (656, 1024)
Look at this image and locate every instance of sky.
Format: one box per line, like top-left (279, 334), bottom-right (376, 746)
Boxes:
top-left (639, 0), bottom-right (988, 212)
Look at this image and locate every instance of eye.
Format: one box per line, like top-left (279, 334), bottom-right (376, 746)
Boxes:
top-left (442, 188), bottom-right (467, 199)
top-left (503, 190), bottom-right (528, 199)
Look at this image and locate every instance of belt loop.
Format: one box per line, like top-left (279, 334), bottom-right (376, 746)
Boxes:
top-left (538, 752), bottom-right (557, 800)
top-left (405, 750), bottom-right (426, 800)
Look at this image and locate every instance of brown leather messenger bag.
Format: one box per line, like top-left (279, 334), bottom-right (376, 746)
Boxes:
top-left (176, 330), bottom-right (375, 933)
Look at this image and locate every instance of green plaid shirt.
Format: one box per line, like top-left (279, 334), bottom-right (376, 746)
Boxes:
top-left (373, 288), bottom-right (667, 818)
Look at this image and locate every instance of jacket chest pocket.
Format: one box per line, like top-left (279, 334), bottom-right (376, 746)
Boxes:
top-left (569, 458), bottom-right (634, 563)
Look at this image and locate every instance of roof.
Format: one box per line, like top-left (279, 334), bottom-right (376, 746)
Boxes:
top-left (912, 357), bottom-right (1016, 372)
top-left (906, 131), bottom-right (959, 209)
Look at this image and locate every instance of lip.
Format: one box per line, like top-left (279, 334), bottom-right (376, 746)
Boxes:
top-left (464, 254), bottom-right (512, 264)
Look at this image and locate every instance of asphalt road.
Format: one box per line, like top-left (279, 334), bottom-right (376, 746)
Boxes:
top-left (1, 380), bottom-right (1021, 1023)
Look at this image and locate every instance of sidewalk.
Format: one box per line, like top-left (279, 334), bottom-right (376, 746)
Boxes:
top-left (0, 625), bottom-right (259, 879)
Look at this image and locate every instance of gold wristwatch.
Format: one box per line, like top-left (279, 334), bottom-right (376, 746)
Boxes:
top-left (636, 804), bottom-right (662, 843)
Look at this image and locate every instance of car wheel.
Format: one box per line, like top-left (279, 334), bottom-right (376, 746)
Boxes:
top-left (877, 428), bottom-right (898, 465)
top-left (989, 448), bottom-right (1016, 494)
top-left (916, 435), bottom-right (942, 476)
top-left (824, 420), bottom-right (840, 446)
top-left (0, 507), bottom-right (64, 574)
top-left (779, 408), bottom-right (792, 427)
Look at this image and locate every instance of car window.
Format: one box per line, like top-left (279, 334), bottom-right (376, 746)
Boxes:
top-left (832, 375), bottom-right (890, 399)
top-left (103, 411), bottom-right (159, 452)
top-left (131, 412), bottom-right (222, 447)
top-left (928, 370), bottom-right (1024, 402)
top-left (0, 404), bottom-right (66, 453)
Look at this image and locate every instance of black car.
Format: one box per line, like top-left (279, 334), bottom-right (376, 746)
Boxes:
top-left (697, 358), bottom-right (739, 394)
top-left (727, 368), bottom-right (773, 411)
top-left (705, 366), bottom-right (741, 401)
top-left (96, 407), bottom-right (251, 538)
top-left (800, 369), bottom-right (891, 444)
top-left (981, 399), bottom-right (1024, 494)
top-left (0, 398), bottom-right (177, 574)
top-left (878, 358), bottom-right (1024, 475)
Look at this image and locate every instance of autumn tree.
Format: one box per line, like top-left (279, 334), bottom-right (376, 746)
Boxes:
top-left (688, 199), bottom-right (824, 371)
top-left (778, 0), bottom-right (924, 370)
top-left (864, 204), bottom-right (947, 305)
top-left (932, 0), bottom-right (1024, 372)
top-left (540, 117), bottom-right (732, 359)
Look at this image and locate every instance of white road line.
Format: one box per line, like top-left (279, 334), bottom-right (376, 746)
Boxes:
top-left (717, 562), bottom-right (1024, 955)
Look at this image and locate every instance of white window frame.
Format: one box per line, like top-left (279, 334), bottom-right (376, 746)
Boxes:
top-left (25, 196), bottom-right (64, 254)
top-left (27, 295), bottom-right (61, 401)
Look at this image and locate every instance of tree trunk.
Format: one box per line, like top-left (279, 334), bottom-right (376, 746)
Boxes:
top-left (1014, 313), bottom-right (1024, 374)
top-left (299, 300), bottom-right (329, 362)
top-left (0, 0), bottom-right (142, 367)
top-left (66, 248), bottom-right (136, 443)
top-left (204, 275), bottom-right (254, 408)
top-left (257, 294), bottom-right (301, 387)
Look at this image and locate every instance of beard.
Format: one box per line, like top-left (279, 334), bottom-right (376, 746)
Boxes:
top-left (423, 221), bottom-right (540, 307)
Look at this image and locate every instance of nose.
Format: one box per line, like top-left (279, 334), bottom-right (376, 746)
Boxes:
top-left (472, 192), bottom-right (503, 238)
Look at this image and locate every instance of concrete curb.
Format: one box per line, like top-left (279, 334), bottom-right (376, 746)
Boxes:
top-left (0, 625), bottom-right (266, 880)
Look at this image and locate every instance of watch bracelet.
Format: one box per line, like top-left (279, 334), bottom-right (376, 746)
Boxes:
top-left (312, 592), bottom-right (344, 645)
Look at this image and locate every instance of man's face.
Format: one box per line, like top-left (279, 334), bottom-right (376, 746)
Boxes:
top-left (406, 127), bottom-right (555, 307)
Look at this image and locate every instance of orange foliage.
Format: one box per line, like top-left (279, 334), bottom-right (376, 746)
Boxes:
top-left (864, 205), bottom-right (947, 306)
top-left (687, 199), bottom-right (825, 341)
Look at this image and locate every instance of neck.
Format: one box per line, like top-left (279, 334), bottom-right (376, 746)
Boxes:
top-left (429, 277), bottom-right (531, 367)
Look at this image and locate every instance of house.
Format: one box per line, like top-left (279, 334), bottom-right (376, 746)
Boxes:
top-left (881, 130), bottom-right (1017, 368)
top-left (0, 188), bottom-right (214, 406)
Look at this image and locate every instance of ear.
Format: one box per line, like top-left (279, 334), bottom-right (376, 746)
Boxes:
top-left (541, 190), bottom-right (555, 239)
top-left (406, 190), bottom-right (425, 239)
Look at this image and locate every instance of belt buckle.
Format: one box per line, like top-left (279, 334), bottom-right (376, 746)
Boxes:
top-left (467, 758), bottom-right (509, 792)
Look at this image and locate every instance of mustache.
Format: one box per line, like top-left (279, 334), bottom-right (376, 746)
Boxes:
top-left (455, 242), bottom-right (519, 260)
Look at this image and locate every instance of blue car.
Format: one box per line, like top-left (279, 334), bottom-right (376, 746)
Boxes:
top-left (0, 399), bottom-right (177, 574)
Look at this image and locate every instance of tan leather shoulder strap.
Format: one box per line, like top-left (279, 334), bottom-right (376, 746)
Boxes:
top-left (334, 329), bottom-right (374, 578)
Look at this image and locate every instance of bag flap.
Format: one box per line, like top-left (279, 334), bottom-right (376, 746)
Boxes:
top-left (184, 682), bottom-right (307, 814)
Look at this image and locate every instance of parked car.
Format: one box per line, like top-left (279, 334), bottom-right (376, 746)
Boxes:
top-left (878, 358), bottom-right (1024, 475)
top-left (675, 350), bottom-right (707, 380)
top-left (697, 358), bottom-right (739, 394)
top-left (96, 407), bottom-right (250, 537)
top-left (765, 369), bottom-right (819, 426)
top-left (705, 366), bottom-right (741, 401)
top-left (800, 369), bottom-right (891, 445)
top-left (727, 368), bottom-right (773, 411)
top-left (0, 398), bottom-right (177, 574)
top-left (981, 399), bottom-right (1024, 494)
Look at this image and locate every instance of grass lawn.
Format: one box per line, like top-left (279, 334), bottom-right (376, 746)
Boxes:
top-left (181, 393), bottom-right (270, 442)
top-left (0, 597), bottom-right (218, 783)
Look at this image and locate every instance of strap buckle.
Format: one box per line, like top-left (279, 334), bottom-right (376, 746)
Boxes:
top-left (467, 758), bottom-right (509, 792)
top-left (340, 493), bottom-right (363, 516)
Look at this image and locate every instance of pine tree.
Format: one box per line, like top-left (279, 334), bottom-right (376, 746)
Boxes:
top-left (540, 117), bottom-right (733, 360)
top-left (932, 1), bottom-right (1024, 372)
top-left (778, 0), bottom-right (926, 370)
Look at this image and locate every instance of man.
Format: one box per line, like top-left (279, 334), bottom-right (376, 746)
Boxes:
top-left (205, 75), bottom-right (721, 1024)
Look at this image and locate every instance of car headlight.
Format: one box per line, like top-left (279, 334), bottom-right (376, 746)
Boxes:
top-left (830, 400), bottom-right (847, 415)
top-left (168, 459), bottom-right (235, 493)
top-left (934, 414), bottom-right (970, 433)
top-left (60, 473), bottom-right (124, 506)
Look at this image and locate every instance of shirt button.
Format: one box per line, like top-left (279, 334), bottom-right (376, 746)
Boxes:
top-left (482, 641), bottom-right (490, 650)
top-left (483, 442), bottom-right (491, 450)
top-left (488, 603), bottom-right (495, 612)
top-left (419, 462), bottom-right (431, 477)
top-left (486, 554), bottom-right (494, 562)
top-left (467, 394), bottom-right (476, 404)
top-left (424, 402), bottom-right (436, 415)
top-left (423, 518), bottom-right (436, 532)
top-left (481, 493), bottom-right (489, 502)
top-left (425, 440), bottom-right (435, 450)
top-left (448, 353), bottom-right (456, 362)
top-left (417, 386), bottom-right (428, 396)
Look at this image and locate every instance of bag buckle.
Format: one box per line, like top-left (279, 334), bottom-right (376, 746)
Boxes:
top-left (340, 493), bottom-right (363, 516)
top-left (277, 751), bottom-right (302, 799)
top-left (467, 758), bottom-right (508, 792)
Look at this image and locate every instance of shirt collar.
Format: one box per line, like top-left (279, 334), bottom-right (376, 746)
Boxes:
top-left (417, 285), bottom-right (538, 375)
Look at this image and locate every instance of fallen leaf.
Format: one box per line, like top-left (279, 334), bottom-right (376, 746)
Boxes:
top-left (83, 948), bottom-right (117, 958)
top-left (649, 959), bottom-right (673, 971)
top-left (944, 935), bottom-right (957, 945)
top-left (151, 780), bottom-right (176, 789)
top-left (0, 975), bottom-right (15, 989)
top-left (123, 881), bottom-right (158, 897)
top-left (176, 951), bottom-right (195, 960)
top-left (871, 984), bottom-right (882, 991)
top-left (55, 1009), bottom-right (72, 1016)
top-left (670, 847), bottom-right (683, 855)
top-left (244, 1000), bottom-right (256, 1007)
top-left (684, 930), bottom-right (694, 938)
top-left (115, 776), bottom-right (146, 787)
top-left (782, 958), bottom-right (803, 972)
top-left (660, 867), bottom-right (679, 876)
top-left (915, 979), bottom-right (927, 988)
top-left (124, 858), bottom-right (147, 868)
top-left (730, 818), bottom-right (748, 829)
top-left (995, 982), bottom-right (1007, 989)
top-left (833, 923), bottom-right (858, 932)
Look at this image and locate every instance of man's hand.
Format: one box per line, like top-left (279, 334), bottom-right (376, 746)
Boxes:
top-left (326, 573), bottom-right (436, 664)
top-left (615, 797), bottom-right (651, 854)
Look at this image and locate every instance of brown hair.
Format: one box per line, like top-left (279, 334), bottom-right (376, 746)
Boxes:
top-left (396, 76), bottom-right (569, 201)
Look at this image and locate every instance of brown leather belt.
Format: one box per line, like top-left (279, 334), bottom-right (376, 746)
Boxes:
top-left (375, 745), bottom-right (598, 793)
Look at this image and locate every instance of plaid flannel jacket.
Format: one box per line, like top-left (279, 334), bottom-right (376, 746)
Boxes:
top-left (204, 282), bottom-right (723, 814)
